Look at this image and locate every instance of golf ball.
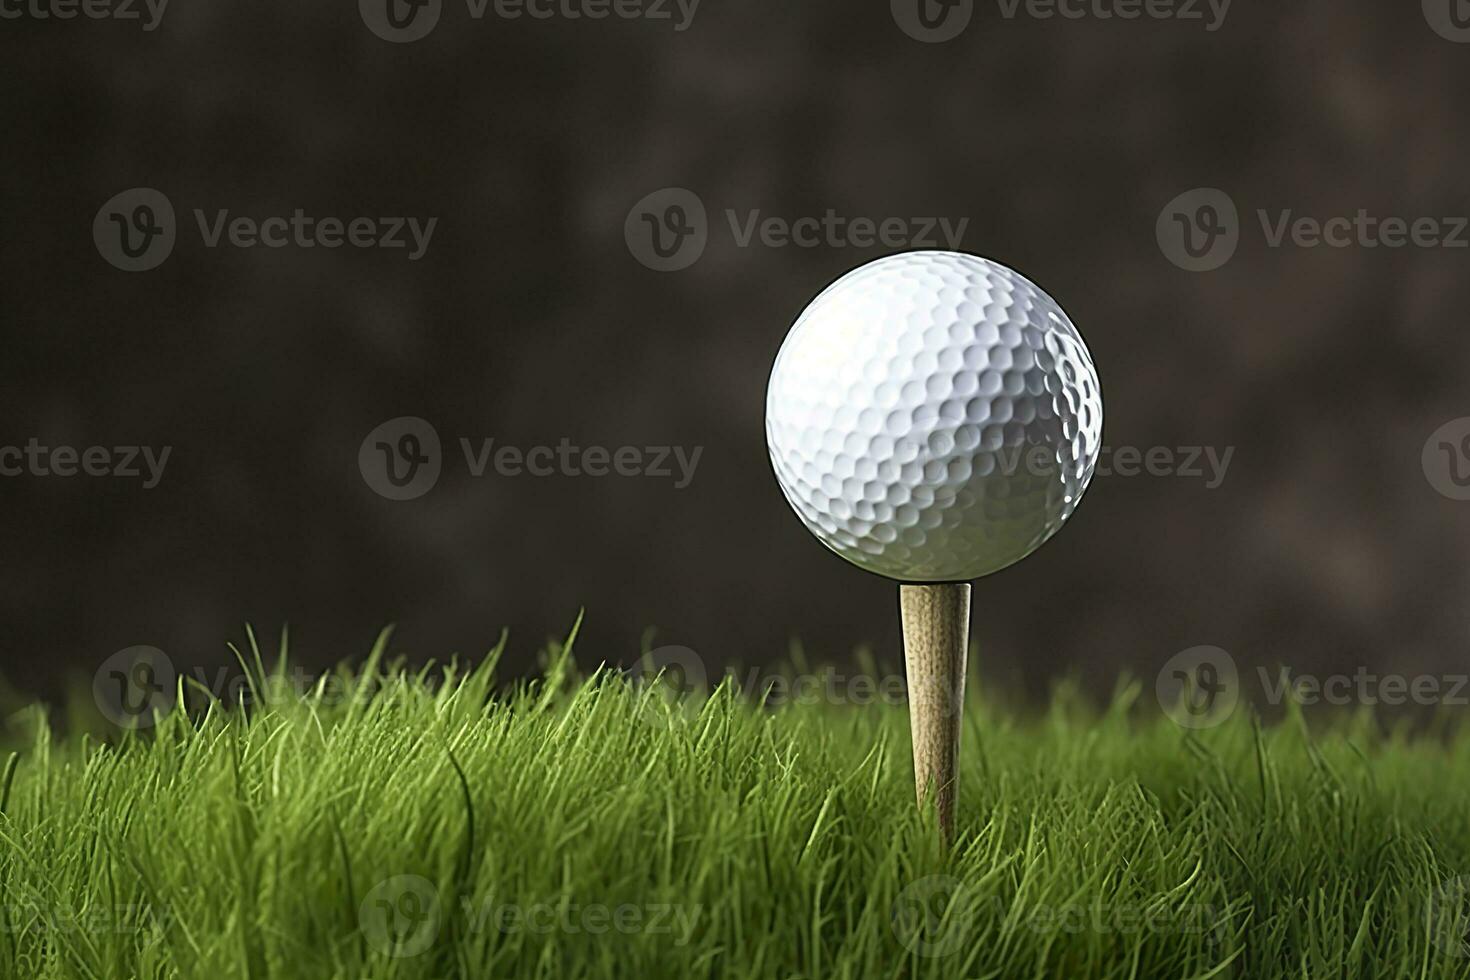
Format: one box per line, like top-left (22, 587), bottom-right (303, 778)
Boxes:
top-left (765, 251), bottom-right (1102, 582)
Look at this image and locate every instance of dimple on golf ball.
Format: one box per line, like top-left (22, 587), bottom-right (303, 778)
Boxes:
top-left (765, 251), bottom-right (1102, 582)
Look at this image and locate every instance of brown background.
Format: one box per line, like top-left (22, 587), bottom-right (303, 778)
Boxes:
top-left (3, 0), bottom-right (1469, 701)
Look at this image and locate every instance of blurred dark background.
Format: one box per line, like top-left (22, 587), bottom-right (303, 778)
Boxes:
top-left (3, 0), bottom-right (1469, 703)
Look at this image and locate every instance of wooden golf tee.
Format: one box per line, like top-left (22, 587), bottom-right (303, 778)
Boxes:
top-left (899, 582), bottom-right (970, 843)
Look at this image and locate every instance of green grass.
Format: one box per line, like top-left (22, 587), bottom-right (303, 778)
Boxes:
top-left (2, 620), bottom-right (1470, 979)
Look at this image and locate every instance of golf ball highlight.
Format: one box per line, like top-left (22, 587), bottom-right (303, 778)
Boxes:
top-left (765, 251), bottom-right (1103, 582)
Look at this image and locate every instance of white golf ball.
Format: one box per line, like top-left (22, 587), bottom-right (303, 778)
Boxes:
top-left (765, 251), bottom-right (1102, 582)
